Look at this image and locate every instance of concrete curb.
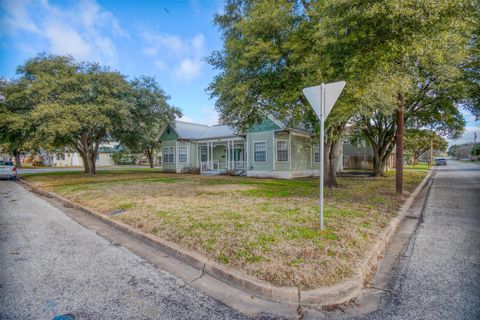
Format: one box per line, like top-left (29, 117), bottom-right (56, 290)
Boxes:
top-left (17, 170), bottom-right (432, 307)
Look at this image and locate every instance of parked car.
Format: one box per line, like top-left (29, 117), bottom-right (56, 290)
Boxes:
top-left (435, 158), bottom-right (448, 166)
top-left (0, 160), bottom-right (17, 180)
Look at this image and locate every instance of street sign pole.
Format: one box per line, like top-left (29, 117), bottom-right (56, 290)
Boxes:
top-left (303, 81), bottom-right (346, 230)
top-left (319, 83), bottom-right (325, 230)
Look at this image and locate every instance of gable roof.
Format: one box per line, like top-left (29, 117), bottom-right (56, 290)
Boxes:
top-left (173, 121), bottom-right (209, 140)
top-left (199, 124), bottom-right (237, 139)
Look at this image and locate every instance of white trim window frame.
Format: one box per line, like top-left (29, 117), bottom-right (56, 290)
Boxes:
top-left (314, 144), bottom-right (320, 163)
top-left (178, 146), bottom-right (188, 163)
top-left (253, 141), bottom-right (267, 162)
top-left (276, 140), bottom-right (289, 162)
top-left (200, 146), bottom-right (208, 162)
top-left (163, 147), bottom-right (174, 163)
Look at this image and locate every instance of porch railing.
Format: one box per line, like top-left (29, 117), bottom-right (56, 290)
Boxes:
top-left (229, 161), bottom-right (246, 170)
top-left (200, 161), bottom-right (220, 173)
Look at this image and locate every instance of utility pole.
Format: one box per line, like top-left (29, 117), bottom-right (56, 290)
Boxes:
top-left (429, 130), bottom-right (434, 169)
top-left (395, 93), bottom-right (404, 200)
top-left (474, 132), bottom-right (477, 164)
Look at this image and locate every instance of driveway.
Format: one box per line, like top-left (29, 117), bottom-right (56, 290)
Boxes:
top-left (0, 181), bottom-right (248, 320)
top-left (368, 161), bottom-right (480, 319)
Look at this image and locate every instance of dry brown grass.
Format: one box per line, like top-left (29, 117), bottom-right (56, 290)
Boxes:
top-left (24, 169), bottom-right (427, 289)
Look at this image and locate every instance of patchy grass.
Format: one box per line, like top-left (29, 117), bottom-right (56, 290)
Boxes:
top-left (23, 169), bottom-right (427, 289)
top-left (405, 162), bottom-right (431, 171)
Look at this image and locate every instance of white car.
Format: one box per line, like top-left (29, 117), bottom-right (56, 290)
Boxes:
top-left (0, 160), bottom-right (17, 180)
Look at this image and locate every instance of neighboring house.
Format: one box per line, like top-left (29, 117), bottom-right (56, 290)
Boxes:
top-left (71, 146), bottom-right (117, 167)
top-left (43, 143), bottom-right (120, 167)
top-left (44, 151), bottom-right (75, 167)
top-left (158, 117), bottom-right (325, 179)
top-left (342, 142), bottom-right (396, 171)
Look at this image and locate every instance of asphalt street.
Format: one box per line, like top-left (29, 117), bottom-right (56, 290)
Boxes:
top-left (0, 181), bottom-right (248, 320)
top-left (368, 161), bottom-right (480, 320)
top-left (2, 161), bottom-right (479, 320)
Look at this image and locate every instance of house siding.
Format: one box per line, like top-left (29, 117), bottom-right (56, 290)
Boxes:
top-left (291, 135), bottom-right (312, 171)
top-left (247, 131), bottom-right (274, 171)
top-left (190, 142), bottom-right (198, 168)
top-left (212, 144), bottom-right (227, 169)
top-left (175, 141), bottom-right (191, 172)
top-left (274, 132), bottom-right (290, 171)
top-left (161, 140), bottom-right (176, 172)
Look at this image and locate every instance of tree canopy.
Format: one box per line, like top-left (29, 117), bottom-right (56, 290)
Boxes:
top-left (208, 0), bottom-right (478, 185)
top-left (115, 76), bottom-right (182, 168)
top-left (1, 54), bottom-right (179, 174)
top-left (404, 129), bottom-right (448, 163)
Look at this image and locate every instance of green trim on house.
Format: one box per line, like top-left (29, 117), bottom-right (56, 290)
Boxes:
top-left (159, 125), bottom-right (178, 141)
top-left (246, 118), bottom-right (281, 133)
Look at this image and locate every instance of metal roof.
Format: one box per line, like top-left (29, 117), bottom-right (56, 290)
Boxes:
top-left (199, 124), bottom-right (237, 139)
top-left (173, 121), bottom-right (209, 140)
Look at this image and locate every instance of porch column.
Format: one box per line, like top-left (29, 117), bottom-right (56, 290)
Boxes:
top-left (227, 140), bottom-right (230, 170)
top-left (208, 142), bottom-right (211, 163)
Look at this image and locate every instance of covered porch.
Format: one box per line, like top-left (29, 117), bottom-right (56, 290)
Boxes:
top-left (197, 138), bottom-right (246, 175)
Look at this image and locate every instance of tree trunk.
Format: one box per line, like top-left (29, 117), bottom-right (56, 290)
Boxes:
top-left (324, 139), bottom-right (332, 185)
top-left (372, 146), bottom-right (382, 176)
top-left (396, 92), bottom-right (405, 200)
top-left (86, 152), bottom-right (96, 175)
top-left (145, 148), bottom-right (155, 168)
top-left (80, 152), bottom-right (89, 173)
top-left (14, 151), bottom-right (22, 168)
top-left (326, 139), bottom-right (342, 188)
top-left (77, 149), bottom-right (96, 174)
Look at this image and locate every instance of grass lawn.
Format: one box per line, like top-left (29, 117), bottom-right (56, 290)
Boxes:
top-left (24, 169), bottom-right (427, 289)
top-left (404, 162), bottom-right (431, 171)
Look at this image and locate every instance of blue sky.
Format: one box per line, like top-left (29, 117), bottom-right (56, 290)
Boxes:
top-left (0, 0), bottom-right (478, 144)
top-left (0, 0), bottom-right (224, 125)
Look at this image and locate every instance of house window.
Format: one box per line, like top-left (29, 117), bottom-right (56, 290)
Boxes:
top-left (254, 142), bottom-right (266, 162)
top-left (56, 153), bottom-right (65, 161)
top-left (276, 141), bottom-right (288, 162)
top-left (178, 146), bottom-right (187, 163)
top-left (314, 145), bottom-right (320, 162)
top-left (163, 147), bottom-right (174, 163)
top-left (200, 146), bottom-right (208, 162)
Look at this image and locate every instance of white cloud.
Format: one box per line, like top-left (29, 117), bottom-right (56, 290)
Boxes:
top-left (448, 125), bottom-right (480, 145)
top-left (1, 0), bottom-right (126, 66)
top-left (44, 23), bottom-right (92, 60)
top-left (141, 30), bottom-right (206, 81)
top-left (180, 107), bottom-right (219, 125)
top-left (175, 59), bottom-right (201, 80)
top-left (0, 0), bottom-right (39, 34)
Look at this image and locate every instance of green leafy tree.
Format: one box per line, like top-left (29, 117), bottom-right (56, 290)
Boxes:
top-left (208, 0), bottom-right (373, 187)
top-left (115, 76), bottom-right (181, 168)
top-left (404, 129), bottom-right (447, 164)
top-left (19, 54), bottom-right (133, 174)
top-left (462, 21), bottom-right (480, 120)
top-left (0, 78), bottom-right (37, 167)
top-left (338, 0), bottom-right (478, 179)
top-left (448, 143), bottom-right (473, 159)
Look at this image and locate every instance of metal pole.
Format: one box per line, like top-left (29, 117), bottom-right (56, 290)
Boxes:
top-left (474, 132), bottom-right (477, 164)
top-left (319, 83), bottom-right (325, 230)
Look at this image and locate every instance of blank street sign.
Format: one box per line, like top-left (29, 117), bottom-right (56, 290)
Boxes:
top-left (302, 81), bottom-right (346, 120)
